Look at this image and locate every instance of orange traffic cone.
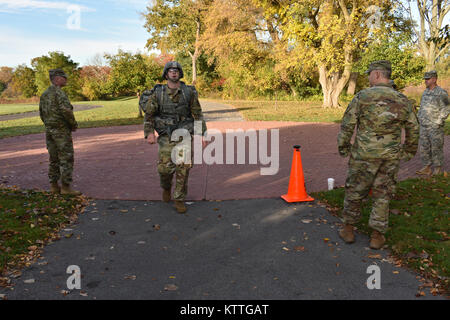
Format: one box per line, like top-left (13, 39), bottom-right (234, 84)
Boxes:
top-left (281, 145), bottom-right (314, 203)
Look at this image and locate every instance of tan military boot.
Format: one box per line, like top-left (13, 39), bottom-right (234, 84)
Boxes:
top-left (162, 189), bottom-right (171, 202)
top-left (50, 182), bottom-right (60, 194)
top-left (174, 201), bottom-right (187, 214)
top-left (416, 165), bottom-right (432, 176)
top-left (339, 224), bottom-right (355, 243)
top-left (61, 183), bottom-right (82, 196)
top-left (369, 230), bottom-right (386, 250)
top-left (432, 167), bottom-right (442, 175)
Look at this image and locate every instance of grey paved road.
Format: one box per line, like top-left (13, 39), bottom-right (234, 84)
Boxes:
top-left (0, 199), bottom-right (443, 300)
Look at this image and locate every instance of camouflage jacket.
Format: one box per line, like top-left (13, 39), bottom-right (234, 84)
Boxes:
top-left (143, 83), bottom-right (207, 138)
top-left (337, 83), bottom-right (419, 161)
top-left (39, 85), bottom-right (77, 130)
top-left (418, 86), bottom-right (449, 127)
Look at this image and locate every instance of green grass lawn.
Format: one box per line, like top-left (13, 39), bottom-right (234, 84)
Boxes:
top-left (215, 99), bottom-right (345, 123)
top-left (0, 104), bottom-right (39, 116)
top-left (0, 97), bottom-right (143, 139)
top-left (312, 174), bottom-right (450, 295)
top-left (0, 186), bottom-right (88, 285)
top-left (223, 99), bottom-right (450, 134)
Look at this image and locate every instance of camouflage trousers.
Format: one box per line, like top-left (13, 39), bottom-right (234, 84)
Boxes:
top-left (45, 128), bottom-right (74, 185)
top-left (157, 135), bottom-right (193, 201)
top-left (418, 125), bottom-right (445, 167)
top-left (342, 157), bottom-right (400, 234)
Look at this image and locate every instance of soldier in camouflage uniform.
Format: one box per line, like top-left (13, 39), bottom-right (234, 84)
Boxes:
top-left (39, 69), bottom-right (80, 195)
top-left (337, 60), bottom-right (419, 249)
top-left (143, 61), bottom-right (207, 213)
top-left (416, 70), bottom-right (449, 176)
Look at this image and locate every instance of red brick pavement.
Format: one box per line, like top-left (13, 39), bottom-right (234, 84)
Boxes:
top-left (0, 122), bottom-right (448, 200)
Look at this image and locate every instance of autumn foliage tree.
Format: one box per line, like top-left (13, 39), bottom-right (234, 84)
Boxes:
top-left (79, 66), bottom-right (111, 101)
top-left (142, 0), bottom-right (212, 84)
top-left (11, 65), bottom-right (38, 98)
top-left (254, 0), bottom-right (403, 108)
top-left (404, 0), bottom-right (449, 70)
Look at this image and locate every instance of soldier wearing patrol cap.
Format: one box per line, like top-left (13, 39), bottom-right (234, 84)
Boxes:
top-left (337, 60), bottom-right (419, 249)
top-left (416, 70), bottom-right (449, 176)
top-left (39, 68), bottom-right (80, 195)
top-left (143, 61), bottom-right (207, 213)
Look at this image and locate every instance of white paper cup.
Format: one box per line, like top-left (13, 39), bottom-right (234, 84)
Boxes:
top-left (327, 178), bottom-right (335, 190)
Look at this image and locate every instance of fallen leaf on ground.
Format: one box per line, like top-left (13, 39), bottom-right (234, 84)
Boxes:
top-left (301, 219), bottom-right (312, 224)
top-left (368, 254), bottom-right (382, 259)
top-left (120, 210), bottom-right (128, 213)
top-left (23, 279), bottom-right (35, 284)
top-left (415, 291), bottom-right (426, 297)
top-left (282, 247), bottom-right (290, 251)
top-left (294, 246), bottom-right (305, 252)
top-left (164, 284), bottom-right (178, 291)
top-left (153, 224), bottom-right (161, 231)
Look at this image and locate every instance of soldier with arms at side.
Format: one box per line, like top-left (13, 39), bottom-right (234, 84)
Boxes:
top-left (143, 61), bottom-right (207, 213)
top-left (416, 70), bottom-right (449, 176)
top-left (337, 60), bottom-right (419, 249)
top-left (39, 69), bottom-right (80, 195)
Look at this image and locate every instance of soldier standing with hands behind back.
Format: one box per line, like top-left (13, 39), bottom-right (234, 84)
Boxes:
top-left (143, 61), bottom-right (207, 214)
top-left (416, 70), bottom-right (449, 176)
top-left (337, 60), bottom-right (419, 249)
top-left (39, 69), bottom-right (80, 195)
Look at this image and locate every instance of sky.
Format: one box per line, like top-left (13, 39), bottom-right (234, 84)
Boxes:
top-left (0, 0), bottom-right (156, 68)
top-left (0, 1), bottom-right (447, 69)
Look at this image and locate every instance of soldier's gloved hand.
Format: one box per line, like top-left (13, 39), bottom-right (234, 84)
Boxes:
top-left (147, 133), bottom-right (156, 144)
top-left (338, 145), bottom-right (350, 157)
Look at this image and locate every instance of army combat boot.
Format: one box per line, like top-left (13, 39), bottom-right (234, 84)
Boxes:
top-left (174, 201), bottom-right (187, 214)
top-left (162, 189), bottom-right (171, 203)
top-left (416, 165), bottom-right (432, 176)
top-left (50, 182), bottom-right (60, 194)
top-left (61, 183), bottom-right (81, 196)
top-left (369, 230), bottom-right (386, 250)
top-left (339, 224), bottom-right (355, 243)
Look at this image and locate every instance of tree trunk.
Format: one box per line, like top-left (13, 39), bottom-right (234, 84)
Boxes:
top-left (415, 0), bottom-right (449, 70)
top-left (190, 19), bottom-right (201, 85)
top-left (346, 72), bottom-right (358, 95)
top-left (318, 61), bottom-right (352, 108)
top-left (137, 92), bottom-right (143, 118)
top-left (191, 54), bottom-right (197, 85)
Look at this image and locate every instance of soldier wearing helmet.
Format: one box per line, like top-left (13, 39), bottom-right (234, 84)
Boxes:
top-left (143, 61), bottom-right (207, 213)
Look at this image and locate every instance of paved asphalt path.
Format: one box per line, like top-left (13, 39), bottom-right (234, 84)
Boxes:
top-left (0, 199), bottom-right (444, 300)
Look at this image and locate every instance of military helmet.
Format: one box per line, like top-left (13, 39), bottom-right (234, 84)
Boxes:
top-left (423, 70), bottom-right (438, 79)
top-left (49, 68), bottom-right (67, 80)
top-left (162, 61), bottom-right (184, 79)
